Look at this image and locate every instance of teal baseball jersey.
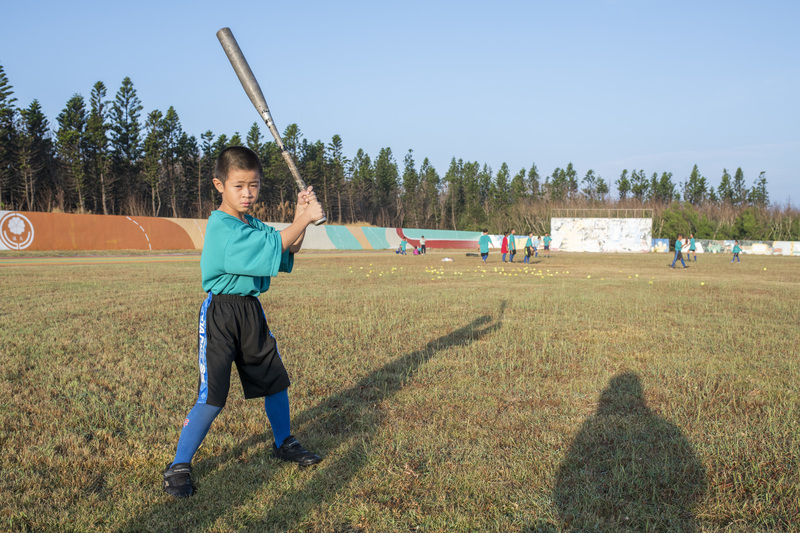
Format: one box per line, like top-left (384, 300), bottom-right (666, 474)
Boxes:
top-left (201, 211), bottom-right (293, 297)
top-left (478, 234), bottom-right (491, 254)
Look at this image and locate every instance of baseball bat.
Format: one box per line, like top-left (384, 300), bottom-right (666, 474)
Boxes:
top-left (216, 27), bottom-right (326, 225)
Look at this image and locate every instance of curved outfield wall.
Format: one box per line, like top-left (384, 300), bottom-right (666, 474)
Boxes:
top-left (1, 211), bottom-right (798, 255)
top-left (0, 211), bottom-right (480, 252)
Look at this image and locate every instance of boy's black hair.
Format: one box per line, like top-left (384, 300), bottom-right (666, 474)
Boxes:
top-left (215, 146), bottom-right (263, 184)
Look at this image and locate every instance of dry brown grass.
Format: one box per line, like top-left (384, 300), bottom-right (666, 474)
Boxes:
top-left (1, 250), bottom-right (798, 532)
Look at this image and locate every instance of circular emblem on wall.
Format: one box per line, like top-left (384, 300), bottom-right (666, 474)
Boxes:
top-left (0, 212), bottom-right (35, 250)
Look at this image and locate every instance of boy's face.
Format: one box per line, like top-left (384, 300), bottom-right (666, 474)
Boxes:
top-left (213, 167), bottom-right (260, 221)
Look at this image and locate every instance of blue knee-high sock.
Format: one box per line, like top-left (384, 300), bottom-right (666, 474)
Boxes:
top-left (172, 402), bottom-right (222, 466)
top-left (264, 388), bottom-right (291, 447)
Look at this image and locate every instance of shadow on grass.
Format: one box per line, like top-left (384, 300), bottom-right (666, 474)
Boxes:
top-left (551, 372), bottom-right (707, 532)
top-left (121, 302), bottom-right (506, 532)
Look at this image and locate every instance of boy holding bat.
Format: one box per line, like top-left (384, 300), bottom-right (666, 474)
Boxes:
top-left (162, 146), bottom-right (324, 498)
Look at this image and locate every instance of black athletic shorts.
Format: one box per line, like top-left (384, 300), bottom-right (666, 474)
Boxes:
top-left (196, 293), bottom-right (290, 407)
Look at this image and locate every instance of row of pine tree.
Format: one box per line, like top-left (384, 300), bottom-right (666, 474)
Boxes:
top-left (0, 64), bottom-right (796, 240)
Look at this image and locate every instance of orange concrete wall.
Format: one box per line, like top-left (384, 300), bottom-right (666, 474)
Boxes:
top-left (0, 211), bottom-right (199, 251)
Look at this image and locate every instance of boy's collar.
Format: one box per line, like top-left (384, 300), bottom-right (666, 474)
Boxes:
top-left (215, 210), bottom-right (251, 224)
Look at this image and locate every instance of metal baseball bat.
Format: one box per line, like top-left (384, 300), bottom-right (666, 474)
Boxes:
top-left (216, 27), bottom-right (326, 225)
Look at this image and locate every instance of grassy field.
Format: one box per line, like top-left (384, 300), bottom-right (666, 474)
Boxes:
top-left (1, 250), bottom-right (798, 532)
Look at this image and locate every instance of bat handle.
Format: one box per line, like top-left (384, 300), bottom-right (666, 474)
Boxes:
top-left (282, 150), bottom-right (327, 225)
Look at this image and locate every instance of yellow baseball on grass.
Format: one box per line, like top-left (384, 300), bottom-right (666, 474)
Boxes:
top-left (763, 267), bottom-right (767, 271)
top-left (587, 275), bottom-right (591, 278)
top-left (701, 282), bottom-right (705, 286)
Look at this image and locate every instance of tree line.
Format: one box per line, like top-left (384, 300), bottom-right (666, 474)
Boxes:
top-left (0, 63), bottom-right (797, 241)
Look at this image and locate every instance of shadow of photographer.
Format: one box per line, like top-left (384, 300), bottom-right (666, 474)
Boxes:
top-left (552, 372), bottom-right (707, 532)
top-left (120, 302), bottom-right (506, 532)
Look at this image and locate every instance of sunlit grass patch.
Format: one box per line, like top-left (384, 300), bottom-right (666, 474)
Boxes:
top-left (1, 251), bottom-right (798, 531)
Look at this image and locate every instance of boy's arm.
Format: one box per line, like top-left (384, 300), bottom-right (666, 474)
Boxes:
top-left (280, 187), bottom-right (322, 253)
top-left (287, 195), bottom-right (309, 253)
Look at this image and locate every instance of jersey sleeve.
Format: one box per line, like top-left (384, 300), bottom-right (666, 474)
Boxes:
top-left (279, 250), bottom-right (294, 273)
top-left (223, 219), bottom-right (286, 277)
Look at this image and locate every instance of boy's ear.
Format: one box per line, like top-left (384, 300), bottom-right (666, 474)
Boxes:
top-left (212, 178), bottom-right (225, 194)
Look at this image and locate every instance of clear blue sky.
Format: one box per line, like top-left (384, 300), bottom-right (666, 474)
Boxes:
top-left (2, 0), bottom-right (798, 205)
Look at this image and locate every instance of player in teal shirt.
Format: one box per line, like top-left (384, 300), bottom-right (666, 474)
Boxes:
top-left (543, 233), bottom-right (552, 258)
top-left (201, 211), bottom-right (294, 296)
top-left (731, 240), bottom-right (741, 262)
top-left (688, 233), bottom-right (697, 262)
top-left (478, 229), bottom-right (492, 262)
top-left (670, 233), bottom-right (687, 268)
top-left (508, 229), bottom-right (517, 262)
top-left (524, 232), bottom-right (533, 263)
top-left (163, 146), bottom-right (324, 498)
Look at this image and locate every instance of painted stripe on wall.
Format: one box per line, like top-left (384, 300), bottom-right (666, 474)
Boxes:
top-left (361, 227), bottom-right (391, 249)
top-left (325, 225), bottom-right (366, 250)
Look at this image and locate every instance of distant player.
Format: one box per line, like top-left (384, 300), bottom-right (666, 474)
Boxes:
top-left (419, 235), bottom-right (426, 254)
top-left (501, 231), bottom-right (509, 263)
top-left (478, 229), bottom-right (492, 263)
top-left (731, 240), bottom-right (741, 263)
top-left (508, 229), bottom-right (517, 262)
top-left (524, 232), bottom-right (534, 264)
top-left (670, 233), bottom-right (688, 269)
top-left (162, 146), bottom-right (323, 499)
top-left (543, 233), bottom-right (552, 258)
top-left (688, 233), bottom-right (697, 262)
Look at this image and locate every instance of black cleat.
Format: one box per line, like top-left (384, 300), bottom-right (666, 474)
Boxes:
top-left (272, 435), bottom-right (321, 467)
top-left (163, 462), bottom-right (195, 498)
